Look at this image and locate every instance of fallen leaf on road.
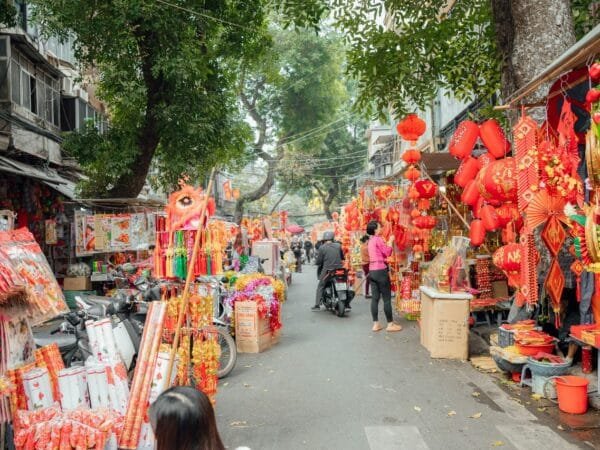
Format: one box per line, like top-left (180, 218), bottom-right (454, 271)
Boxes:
top-left (369, 384), bottom-right (383, 389)
top-left (537, 407), bottom-right (546, 412)
top-left (223, 382), bottom-right (229, 387)
top-left (244, 365), bottom-right (253, 368)
top-left (531, 394), bottom-right (542, 401)
top-left (230, 421), bottom-right (247, 427)
top-left (414, 406), bottom-right (422, 412)
top-left (469, 412), bottom-right (482, 419)
top-left (243, 383), bottom-right (251, 388)
top-left (491, 441), bottom-right (505, 447)
top-left (557, 425), bottom-right (565, 431)
top-left (269, 369), bottom-right (275, 374)
top-left (263, 389), bottom-right (268, 392)
top-left (472, 392), bottom-right (481, 397)
top-left (447, 410), bottom-right (457, 417)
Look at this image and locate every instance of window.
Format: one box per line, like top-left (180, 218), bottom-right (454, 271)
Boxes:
top-left (0, 37), bottom-right (8, 101)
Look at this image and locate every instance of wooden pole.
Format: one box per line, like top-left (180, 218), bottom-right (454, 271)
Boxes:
top-left (164, 168), bottom-right (216, 389)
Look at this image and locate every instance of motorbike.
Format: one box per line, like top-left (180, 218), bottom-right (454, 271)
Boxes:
top-left (32, 309), bottom-right (94, 367)
top-left (321, 268), bottom-right (355, 317)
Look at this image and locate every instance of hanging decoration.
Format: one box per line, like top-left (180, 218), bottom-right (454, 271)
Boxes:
top-left (449, 120), bottom-right (479, 160)
top-left (396, 114), bottom-right (426, 143)
top-left (513, 113), bottom-right (540, 211)
top-left (480, 119), bottom-right (511, 158)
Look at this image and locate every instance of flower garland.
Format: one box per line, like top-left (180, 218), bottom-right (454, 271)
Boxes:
top-left (227, 274), bottom-right (284, 333)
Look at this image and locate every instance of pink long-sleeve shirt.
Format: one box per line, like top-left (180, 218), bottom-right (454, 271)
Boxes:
top-left (368, 235), bottom-right (392, 271)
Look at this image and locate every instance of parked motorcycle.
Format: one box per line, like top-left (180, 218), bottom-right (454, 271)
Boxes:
top-left (32, 309), bottom-right (94, 367)
top-left (321, 268), bottom-right (355, 317)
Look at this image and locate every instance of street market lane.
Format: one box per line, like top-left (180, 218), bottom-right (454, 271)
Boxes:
top-left (216, 267), bottom-right (585, 450)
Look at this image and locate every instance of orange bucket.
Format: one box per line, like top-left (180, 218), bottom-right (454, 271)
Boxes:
top-left (554, 376), bottom-right (589, 414)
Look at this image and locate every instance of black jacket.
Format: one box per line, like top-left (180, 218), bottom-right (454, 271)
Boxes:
top-left (315, 241), bottom-right (344, 277)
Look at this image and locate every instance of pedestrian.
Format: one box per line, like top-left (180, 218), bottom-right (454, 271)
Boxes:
top-left (360, 234), bottom-right (371, 298)
top-left (150, 386), bottom-right (225, 450)
top-left (312, 231), bottom-right (344, 311)
top-left (304, 238), bottom-right (314, 264)
top-left (366, 220), bottom-right (402, 332)
top-left (291, 238), bottom-right (303, 273)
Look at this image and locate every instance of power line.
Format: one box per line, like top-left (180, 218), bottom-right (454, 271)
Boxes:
top-left (154, 0), bottom-right (258, 32)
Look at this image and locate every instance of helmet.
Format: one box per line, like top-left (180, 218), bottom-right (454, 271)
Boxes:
top-left (323, 231), bottom-right (335, 241)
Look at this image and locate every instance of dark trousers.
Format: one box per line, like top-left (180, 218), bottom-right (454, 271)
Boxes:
top-left (370, 269), bottom-right (393, 322)
top-left (295, 256), bottom-right (302, 272)
top-left (315, 272), bottom-right (332, 306)
top-left (362, 263), bottom-right (370, 296)
top-left (306, 250), bottom-right (311, 263)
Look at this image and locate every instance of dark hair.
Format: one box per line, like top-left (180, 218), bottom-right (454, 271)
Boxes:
top-left (360, 234), bottom-right (370, 243)
top-left (150, 386), bottom-right (225, 450)
top-left (366, 221), bottom-right (379, 236)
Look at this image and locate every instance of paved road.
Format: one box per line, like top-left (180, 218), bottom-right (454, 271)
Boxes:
top-left (216, 267), bottom-right (588, 450)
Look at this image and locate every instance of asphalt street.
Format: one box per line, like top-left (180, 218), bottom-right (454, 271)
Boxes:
top-left (216, 266), bottom-right (589, 450)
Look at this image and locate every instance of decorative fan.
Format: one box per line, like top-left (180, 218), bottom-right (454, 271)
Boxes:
top-left (525, 190), bottom-right (567, 230)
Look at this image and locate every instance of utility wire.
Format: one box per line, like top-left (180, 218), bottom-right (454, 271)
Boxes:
top-left (154, 0), bottom-right (258, 32)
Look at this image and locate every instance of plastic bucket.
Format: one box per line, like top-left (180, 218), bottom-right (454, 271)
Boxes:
top-left (554, 376), bottom-right (589, 414)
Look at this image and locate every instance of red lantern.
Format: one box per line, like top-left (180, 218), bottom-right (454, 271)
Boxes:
top-left (417, 198), bottom-right (431, 210)
top-left (478, 152), bottom-right (496, 168)
top-left (480, 205), bottom-right (500, 231)
top-left (480, 119), bottom-right (511, 158)
top-left (479, 158), bottom-right (518, 203)
top-left (495, 203), bottom-right (519, 227)
top-left (405, 166), bottom-right (421, 182)
top-left (408, 186), bottom-right (420, 200)
top-left (454, 157), bottom-right (481, 188)
top-left (413, 215), bottom-right (436, 229)
top-left (469, 219), bottom-right (486, 246)
top-left (402, 149), bottom-right (422, 164)
top-left (396, 114), bottom-right (426, 142)
top-left (474, 196), bottom-right (485, 219)
top-left (461, 180), bottom-right (480, 207)
top-left (410, 208), bottom-right (421, 219)
top-left (415, 179), bottom-right (437, 199)
top-left (493, 243), bottom-right (521, 273)
top-left (449, 120), bottom-right (479, 160)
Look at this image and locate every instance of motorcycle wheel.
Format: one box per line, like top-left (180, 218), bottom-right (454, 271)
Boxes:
top-left (336, 300), bottom-right (346, 317)
top-left (216, 327), bottom-right (237, 379)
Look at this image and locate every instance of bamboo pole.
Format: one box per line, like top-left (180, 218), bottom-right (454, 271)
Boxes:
top-left (164, 168), bottom-right (216, 390)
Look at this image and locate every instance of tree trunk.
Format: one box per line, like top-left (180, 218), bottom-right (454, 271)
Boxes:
top-left (233, 155), bottom-right (279, 224)
top-left (314, 180), bottom-right (339, 221)
top-left (105, 27), bottom-right (166, 198)
top-left (491, 0), bottom-right (576, 104)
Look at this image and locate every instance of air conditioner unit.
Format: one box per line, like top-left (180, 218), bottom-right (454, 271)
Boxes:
top-left (75, 88), bottom-right (89, 102)
top-left (61, 78), bottom-right (74, 96)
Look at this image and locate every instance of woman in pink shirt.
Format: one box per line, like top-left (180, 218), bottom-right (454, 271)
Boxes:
top-left (367, 221), bottom-right (402, 332)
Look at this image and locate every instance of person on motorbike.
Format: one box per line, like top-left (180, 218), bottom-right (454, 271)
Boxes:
top-left (312, 231), bottom-right (345, 311)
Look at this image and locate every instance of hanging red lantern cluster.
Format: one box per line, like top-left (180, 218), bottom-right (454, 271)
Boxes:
top-left (413, 215), bottom-right (436, 230)
top-left (414, 179), bottom-right (437, 199)
top-left (396, 114), bottom-right (426, 143)
top-left (402, 149), bottom-right (422, 164)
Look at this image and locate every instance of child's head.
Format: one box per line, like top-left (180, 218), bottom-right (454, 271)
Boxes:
top-left (150, 386), bottom-right (224, 450)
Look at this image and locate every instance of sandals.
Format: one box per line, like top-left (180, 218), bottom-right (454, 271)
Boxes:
top-left (372, 323), bottom-right (383, 332)
top-left (386, 323), bottom-right (402, 332)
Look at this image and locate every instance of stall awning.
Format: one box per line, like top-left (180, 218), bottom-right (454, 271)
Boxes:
top-left (505, 23), bottom-right (600, 106)
top-left (0, 156), bottom-right (78, 199)
top-left (420, 152), bottom-right (460, 174)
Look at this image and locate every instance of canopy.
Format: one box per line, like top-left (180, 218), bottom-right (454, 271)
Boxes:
top-left (286, 224), bottom-right (305, 234)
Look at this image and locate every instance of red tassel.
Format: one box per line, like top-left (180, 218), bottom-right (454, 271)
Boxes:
top-left (576, 275), bottom-right (581, 303)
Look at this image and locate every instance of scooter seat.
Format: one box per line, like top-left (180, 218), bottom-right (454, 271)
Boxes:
top-left (34, 332), bottom-right (77, 350)
top-left (82, 295), bottom-right (114, 307)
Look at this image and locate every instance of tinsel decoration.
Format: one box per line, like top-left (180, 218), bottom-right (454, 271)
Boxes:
top-left (518, 234), bottom-right (539, 308)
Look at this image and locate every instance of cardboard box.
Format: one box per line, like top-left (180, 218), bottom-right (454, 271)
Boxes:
top-left (420, 287), bottom-right (471, 360)
top-left (235, 301), bottom-right (272, 353)
top-left (63, 276), bottom-right (91, 291)
top-left (251, 240), bottom-right (280, 276)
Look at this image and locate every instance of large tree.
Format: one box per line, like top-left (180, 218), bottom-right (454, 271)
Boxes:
top-left (233, 27), bottom-right (345, 222)
top-left (28, 0), bottom-right (328, 197)
top-left (332, 0), bottom-right (596, 118)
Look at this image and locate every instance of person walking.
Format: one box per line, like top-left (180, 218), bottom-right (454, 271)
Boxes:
top-left (304, 238), bottom-right (314, 264)
top-left (360, 234), bottom-right (371, 298)
top-left (367, 220), bottom-right (401, 332)
top-left (291, 238), bottom-right (303, 273)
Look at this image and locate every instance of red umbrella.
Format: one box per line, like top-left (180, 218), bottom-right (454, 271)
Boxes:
top-left (286, 224), bottom-right (304, 234)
